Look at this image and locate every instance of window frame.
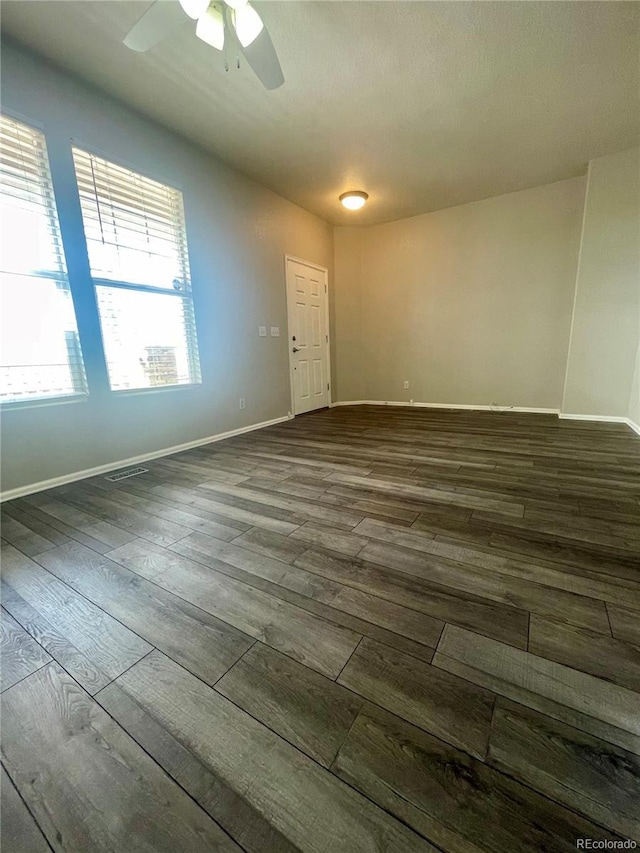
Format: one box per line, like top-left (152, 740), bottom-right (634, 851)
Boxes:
top-left (71, 145), bottom-right (203, 395)
top-left (0, 112), bottom-right (89, 408)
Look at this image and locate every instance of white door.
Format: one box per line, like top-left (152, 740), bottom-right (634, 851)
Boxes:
top-left (285, 257), bottom-right (329, 415)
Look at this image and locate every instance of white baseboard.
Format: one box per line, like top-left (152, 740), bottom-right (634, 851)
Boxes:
top-left (330, 400), bottom-right (560, 414)
top-left (331, 400), bottom-right (639, 435)
top-left (559, 413), bottom-right (640, 435)
top-left (0, 413), bottom-right (293, 503)
top-left (414, 402), bottom-right (561, 414)
top-left (4, 404), bottom-right (637, 503)
top-left (627, 419), bottom-right (640, 436)
top-left (558, 413), bottom-right (627, 421)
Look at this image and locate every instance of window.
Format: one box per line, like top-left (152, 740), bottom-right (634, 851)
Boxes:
top-left (72, 148), bottom-right (201, 392)
top-left (0, 115), bottom-right (87, 402)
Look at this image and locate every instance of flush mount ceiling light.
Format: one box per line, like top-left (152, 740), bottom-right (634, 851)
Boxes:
top-left (339, 191), bottom-right (369, 211)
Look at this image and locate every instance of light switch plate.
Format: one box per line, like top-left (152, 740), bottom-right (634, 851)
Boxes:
top-left (258, 326), bottom-right (267, 337)
top-left (270, 326), bottom-right (280, 337)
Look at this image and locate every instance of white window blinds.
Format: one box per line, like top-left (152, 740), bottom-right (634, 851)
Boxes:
top-left (72, 148), bottom-right (201, 391)
top-left (0, 115), bottom-right (87, 402)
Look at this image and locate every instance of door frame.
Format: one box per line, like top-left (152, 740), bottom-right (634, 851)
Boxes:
top-left (284, 254), bottom-right (332, 417)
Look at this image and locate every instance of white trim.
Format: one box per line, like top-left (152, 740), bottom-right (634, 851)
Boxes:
top-left (283, 254), bottom-right (328, 274)
top-left (626, 419), bottom-right (640, 436)
top-left (559, 413), bottom-right (640, 435)
top-left (0, 414), bottom-right (293, 503)
top-left (330, 400), bottom-right (560, 414)
top-left (558, 413), bottom-right (629, 422)
top-left (414, 402), bottom-right (559, 414)
top-left (1, 393), bottom-right (89, 412)
top-left (330, 400), bottom-right (412, 408)
top-left (284, 255), bottom-right (332, 416)
top-left (5, 404), bottom-right (637, 504)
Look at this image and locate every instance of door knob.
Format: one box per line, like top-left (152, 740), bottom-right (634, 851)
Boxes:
top-left (292, 347), bottom-right (300, 353)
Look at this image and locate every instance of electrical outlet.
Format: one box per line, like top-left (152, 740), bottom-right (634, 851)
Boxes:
top-left (239, 398), bottom-right (246, 409)
top-left (270, 326), bottom-right (280, 337)
top-left (403, 380), bottom-right (409, 390)
top-left (258, 326), bottom-right (267, 337)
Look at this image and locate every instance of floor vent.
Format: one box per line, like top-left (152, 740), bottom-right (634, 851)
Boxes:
top-left (104, 467), bottom-right (149, 482)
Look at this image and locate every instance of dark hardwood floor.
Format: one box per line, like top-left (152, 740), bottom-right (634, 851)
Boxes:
top-left (1, 404), bottom-right (639, 852)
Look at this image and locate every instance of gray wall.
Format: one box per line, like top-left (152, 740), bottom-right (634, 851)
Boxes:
top-left (0, 43), bottom-right (333, 495)
top-left (333, 178), bottom-right (586, 409)
top-left (562, 147), bottom-right (640, 417)
top-left (333, 227), bottom-right (365, 402)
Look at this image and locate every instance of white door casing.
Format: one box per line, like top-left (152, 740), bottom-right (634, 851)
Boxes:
top-left (285, 256), bottom-right (330, 415)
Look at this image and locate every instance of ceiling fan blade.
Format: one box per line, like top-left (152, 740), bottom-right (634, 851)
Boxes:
top-left (196, 4), bottom-right (225, 50)
top-left (230, 6), bottom-right (284, 90)
top-left (124, 1), bottom-right (189, 52)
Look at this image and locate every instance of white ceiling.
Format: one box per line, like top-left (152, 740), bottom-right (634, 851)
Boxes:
top-left (2, 1), bottom-right (639, 225)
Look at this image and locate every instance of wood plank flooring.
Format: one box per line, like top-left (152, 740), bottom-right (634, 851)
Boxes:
top-left (1, 404), bottom-right (639, 851)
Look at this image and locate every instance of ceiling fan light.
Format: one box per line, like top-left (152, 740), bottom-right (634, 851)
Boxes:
top-left (179, 0), bottom-right (209, 20)
top-left (233, 3), bottom-right (264, 47)
top-left (196, 5), bottom-right (225, 50)
top-left (339, 191), bottom-right (369, 210)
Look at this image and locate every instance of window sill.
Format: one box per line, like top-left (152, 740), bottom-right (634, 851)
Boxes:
top-left (0, 393), bottom-right (89, 412)
top-left (111, 383), bottom-right (202, 399)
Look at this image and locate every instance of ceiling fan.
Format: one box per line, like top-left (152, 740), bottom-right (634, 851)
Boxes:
top-left (123, 0), bottom-right (284, 90)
